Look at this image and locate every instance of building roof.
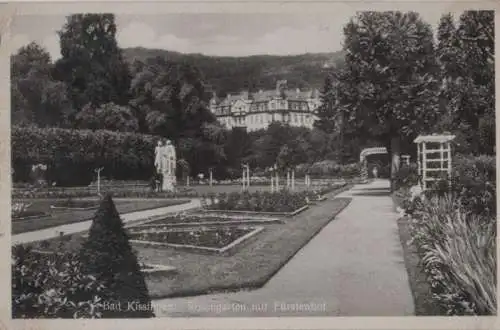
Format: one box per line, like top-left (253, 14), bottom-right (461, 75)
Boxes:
top-left (213, 88), bottom-right (318, 106)
top-left (252, 90), bottom-right (277, 102)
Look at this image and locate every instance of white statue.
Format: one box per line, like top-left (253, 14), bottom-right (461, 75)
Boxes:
top-left (155, 139), bottom-right (177, 192)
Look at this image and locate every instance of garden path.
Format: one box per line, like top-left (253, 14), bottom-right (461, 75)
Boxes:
top-left (152, 179), bottom-right (415, 317)
top-left (12, 199), bottom-right (201, 245)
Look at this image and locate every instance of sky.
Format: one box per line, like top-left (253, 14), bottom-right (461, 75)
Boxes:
top-left (9, 8), bottom-right (464, 60)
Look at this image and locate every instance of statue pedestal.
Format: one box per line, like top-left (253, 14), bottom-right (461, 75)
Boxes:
top-left (162, 174), bottom-right (175, 192)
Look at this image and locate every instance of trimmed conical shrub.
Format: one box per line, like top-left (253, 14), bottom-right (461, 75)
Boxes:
top-left (79, 194), bottom-right (154, 318)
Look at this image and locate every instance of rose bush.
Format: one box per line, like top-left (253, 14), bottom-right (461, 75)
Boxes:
top-left (208, 190), bottom-right (308, 213)
top-left (12, 245), bottom-right (106, 319)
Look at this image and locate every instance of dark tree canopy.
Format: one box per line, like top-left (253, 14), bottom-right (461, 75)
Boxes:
top-left (314, 74), bottom-right (338, 134)
top-left (11, 42), bottom-right (72, 127)
top-left (55, 14), bottom-right (131, 112)
top-left (335, 11), bottom-right (441, 188)
top-left (435, 11), bottom-right (495, 155)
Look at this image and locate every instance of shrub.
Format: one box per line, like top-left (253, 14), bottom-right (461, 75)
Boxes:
top-left (295, 160), bottom-right (360, 179)
top-left (394, 154), bottom-right (495, 217)
top-left (394, 162), bottom-right (420, 190)
top-left (451, 154), bottom-right (496, 217)
top-left (12, 245), bottom-right (106, 318)
top-left (79, 195), bottom-right (154, 318)
top-left (408, 195), bottom-right (496, 315)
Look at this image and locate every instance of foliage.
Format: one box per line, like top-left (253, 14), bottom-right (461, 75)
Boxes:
top-left (11, 187), bottom-right (201, 199)
top-left (314, 73), bottom-right (338, 133)
top-left (129, 56), bottom-right (226, 175)
top-left (75, 102), bottom-right (139, 132)
top-left (295, 160), bottom-right (360, 178)
top-left (12, 126), bottom-right (157, 185)
top-left (12, 202), bottom-right (33, 218)
top-left (123, 47), bottom-right (346, 95)
top-left (407, 195), bottom-right (496, 315)
top-left (436, 11), bottom-right (494, 155)
top-left (236, 122), bottom-right (362, 176)
top-left (12, 245), bottom-right (106, 318)
top-left (11, 42), bottom-right (73, 127)
top-left (336, 11), bottom-right (441, 181)
top-left (79, 195), bottom-right (154, 318)
top-left (394, 162), bottom-right (420, 189)
top-left (394, 154), bottom-right (495, 218)
top-left (451, 154), bottom-right (496, 217)
top-left (209, 190), bottom-right (309, 213)
top-left (303, 182), bottom-right (348, 201)
top-left (54, 14), bottom-right (131, 112)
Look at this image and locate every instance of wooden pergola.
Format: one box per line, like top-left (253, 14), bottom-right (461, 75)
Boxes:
top-left (414, 134), bottom-right (455, 191)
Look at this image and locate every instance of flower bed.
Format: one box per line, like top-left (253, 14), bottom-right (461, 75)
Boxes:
top-left (132, 227), bottom-right (253, 248)
top-left (399, 192), bottom-right (496, 315)
top-left (12, 202), bottom-right (49, 220)
top-left (12, 188), bottom-right (202, 199)
top-left (12, 246), bottom-right (106, 319)
top-left (12, 210), bottom-right (49, 220)
top-left (129, 226), bottom-right (264, 255)
top-left (206, 190), bottom-right (308, 213)
top-left (50, 199), bottom-right (100, 210)
top-left (21, 197), bottom-right (351, 299)
top-left (132, 213), bottom-right (283, 228)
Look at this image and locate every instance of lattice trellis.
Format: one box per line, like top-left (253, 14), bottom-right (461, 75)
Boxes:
top-left (414, 135), bottom-right (455, 191)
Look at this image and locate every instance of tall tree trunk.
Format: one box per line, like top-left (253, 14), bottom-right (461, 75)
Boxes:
top-left (390, 136), bottom-right (401, 192)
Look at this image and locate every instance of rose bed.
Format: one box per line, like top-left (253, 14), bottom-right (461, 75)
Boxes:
top-left (129, 227), bottom-right (255, 249)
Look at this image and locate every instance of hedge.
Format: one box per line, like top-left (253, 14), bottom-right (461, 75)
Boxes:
top-left (12, 126), bottom-right (158, 186)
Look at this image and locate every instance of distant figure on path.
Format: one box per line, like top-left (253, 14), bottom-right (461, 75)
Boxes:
top-left (372, 166), bottom-right (379, 179)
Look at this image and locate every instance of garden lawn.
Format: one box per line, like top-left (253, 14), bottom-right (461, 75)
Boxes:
top-left (12, 198), bottom-right (191, 234)
top-left (23, 187), bottom-right (351, 299)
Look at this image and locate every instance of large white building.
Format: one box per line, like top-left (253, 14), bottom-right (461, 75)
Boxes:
top-left (209, 80), bottom-right (321, 132)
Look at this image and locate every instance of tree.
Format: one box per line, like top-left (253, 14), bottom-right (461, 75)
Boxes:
top-left (75, 102), bottom-right (139, 132)
top-left (454, 11), bottom-right (494, 154)
top-left (11, 42), bottom-right (72, 127)
top-left (336, 12), bottom-right (441, 190)
top-left (79, 195), bottom-right (154, 318)
top-left (436, 11), bottom-right (494, 155)
top-left (223, 127), bottom-right (253, 175)
top-left (54, 14), bottom-right (131, 114)
top-left (129, 56), bottom-right (226, 175)
top-left (314, 74), bottom-right (337, 133)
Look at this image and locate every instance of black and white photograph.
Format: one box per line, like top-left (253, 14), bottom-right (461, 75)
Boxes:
top-left (6, 1), bottom-right (496, 323)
